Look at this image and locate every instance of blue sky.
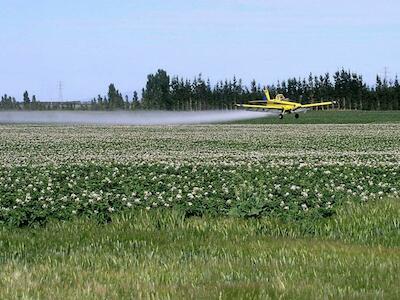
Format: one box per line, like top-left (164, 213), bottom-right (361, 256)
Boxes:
top-left (1, 0), bottom-right (399, 100)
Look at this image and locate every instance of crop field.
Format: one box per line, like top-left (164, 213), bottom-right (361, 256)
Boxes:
top-left (1, 117), bottom-right (400, 299)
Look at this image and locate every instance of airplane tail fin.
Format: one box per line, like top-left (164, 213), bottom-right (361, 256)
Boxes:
top-left (264, 89), bottom-right (271, 102)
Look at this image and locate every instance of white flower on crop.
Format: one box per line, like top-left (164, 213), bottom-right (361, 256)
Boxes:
top-left (301, 191), bottom-right (308, 198)
top-left (301, 203), bottom-right (308, 211)
top-left (226, 200), bottom-right (232, 205)
top-left (188, 202), bottom-right (193, 206)
top-left (145, 206), bottom-right (151, 211)
top-left (72, 210), bottom-right (77, 214)
top-left (134, 198), bottom-right (141, 204)
top-left (108, 207), bottom-right (115, 212)
top-left (284, 206), bottom-right (289, 210)
top-left (127, 202), bottom-right (132, 208)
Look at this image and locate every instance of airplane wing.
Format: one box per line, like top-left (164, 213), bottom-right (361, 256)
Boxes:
top-left (248, 100), bottom-right (268, 104)
top-left (300, 101), bottom-right (333, 108)
top-left (235, 104), bottom-right (280, 110)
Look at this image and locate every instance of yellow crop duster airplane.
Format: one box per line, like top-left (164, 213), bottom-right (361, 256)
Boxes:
top-left (236, 89), bottom-right (333, 119)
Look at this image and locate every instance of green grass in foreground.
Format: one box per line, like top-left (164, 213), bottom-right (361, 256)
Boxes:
top-left (1, 199), bottom-right (399, 299)
top-left (231, 110), bottom-right (400, 124)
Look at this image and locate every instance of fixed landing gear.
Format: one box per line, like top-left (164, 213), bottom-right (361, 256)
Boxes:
top-left (278, 113), bottom-right (300, 120)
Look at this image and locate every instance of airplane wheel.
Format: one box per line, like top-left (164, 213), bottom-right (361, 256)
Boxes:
top-left (279, 114), bottom-right (284, 119)
top-left (295, 113), bottom-right (299, 119)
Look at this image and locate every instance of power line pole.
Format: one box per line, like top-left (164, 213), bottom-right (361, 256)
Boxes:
top-left (58, 81), bottom-right (63, 101)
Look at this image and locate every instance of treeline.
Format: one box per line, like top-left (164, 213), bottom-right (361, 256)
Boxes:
top-left (137, 69), bottom-right (400, 111)
top-left (0, 91), bottom-right (77, 110)
top-left (89, 84), bottom-right (140, 110)
top-left (1, 92), bottom-right (46, 110)
top-left (1, 69), bottom-right (400, 111)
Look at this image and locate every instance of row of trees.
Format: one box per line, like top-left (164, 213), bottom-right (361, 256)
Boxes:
top-left (2, 69), bottom-right (400, 111)
top-left (89, 84), bottom-right (140, 110)
top-left (1, 92), bottom-right (56, 110)
top-left (138, 69), bottom-right (400, 111)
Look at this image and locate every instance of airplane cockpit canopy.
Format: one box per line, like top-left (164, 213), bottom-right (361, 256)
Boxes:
top-left (276, 94), bottom-right (285, 100)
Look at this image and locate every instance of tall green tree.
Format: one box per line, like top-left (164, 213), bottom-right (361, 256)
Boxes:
top-left (23, 91), bottom-right (30, 110)
top-left (142, 69), bottom-right (171, 110)
top-left (31, 95), bottom-right (37, 110)
top-left (394, 77), bottom-right (400, 111)
top-left (107, 84), bottom-right (124, 109)
top-left (131, 91), bottom-right (140, 110)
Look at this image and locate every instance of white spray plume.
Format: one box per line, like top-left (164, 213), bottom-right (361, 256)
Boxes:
top-left (0, 110), bottom-right (272, 125)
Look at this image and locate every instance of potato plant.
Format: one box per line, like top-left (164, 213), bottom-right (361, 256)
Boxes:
top-left (0, 124), bottom-right (399, 226)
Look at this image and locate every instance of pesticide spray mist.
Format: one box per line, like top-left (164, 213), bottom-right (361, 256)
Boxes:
top-left (0, 110), bottom-right (271, 125)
